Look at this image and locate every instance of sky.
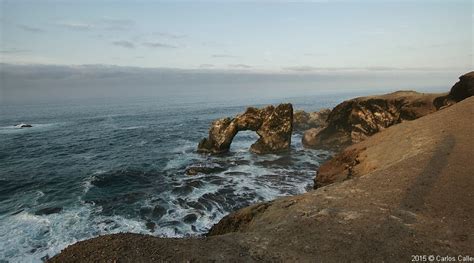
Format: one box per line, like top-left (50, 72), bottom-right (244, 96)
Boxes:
top-left (1, 0), bottom-right (472, 71)
top-left (0, 0), bottom-right (473, 103)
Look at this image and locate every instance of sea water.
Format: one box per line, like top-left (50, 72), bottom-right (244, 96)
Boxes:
top-left (0, 90), bottom-right (390, 262)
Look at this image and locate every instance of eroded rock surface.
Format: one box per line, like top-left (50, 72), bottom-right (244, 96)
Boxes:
top-left (303, 91), bottom-right (442, 150)
top-left (293, 108), bottom-right (330, 131)
top-left (434, 71), bottom-right (474, 108)
top-left (303, 72), bottom-right (474, 150)
top-left (198, 103), bottom-right (293, 154)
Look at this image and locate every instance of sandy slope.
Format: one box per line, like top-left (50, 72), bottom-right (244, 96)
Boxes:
top-left (50, 97), bottom-right (474, 262)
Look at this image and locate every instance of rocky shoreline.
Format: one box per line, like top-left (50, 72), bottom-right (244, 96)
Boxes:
top-left (49, 72), bottom-right (473, 262)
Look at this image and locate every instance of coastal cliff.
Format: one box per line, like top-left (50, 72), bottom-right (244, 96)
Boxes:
top-left (49, 72), bottom-right (474, 262)
top-left (303, 72), bottom-right (474, 150)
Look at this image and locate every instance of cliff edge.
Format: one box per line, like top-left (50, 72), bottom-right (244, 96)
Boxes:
top-left (50, 96), bottom-right (474, 262)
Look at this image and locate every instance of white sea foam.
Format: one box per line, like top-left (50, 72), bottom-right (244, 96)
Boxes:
top-left (0, 203), bottom-right (150, 263)
top-left (0, 123), bottom-right (60, 134)
top-left (121, 126), bottom-right (147, 130)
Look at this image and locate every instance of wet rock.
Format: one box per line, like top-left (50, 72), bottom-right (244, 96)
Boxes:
top-left (185, 165), bottom-right (226, 176)
top-left (34, 206), bottom-right (62, 215)
top-left (14, 123), bottom-right (32, 128)
top-left (186, 180), bottom-right (205, 188)
top-left (198, 103), bottom-right (293, 154)
top-left (152, 205), bottom-right (166, 219)
top-left (186, 201), bottom-right (206, 211)
top-left (145, 220), bottom-right (156, 232)
top-left (139, 206), bottom-right (152, 218)
top-left (171, 185), bottom-right (193, 195)
top-left (293, 108), bottom-right (330, 131)
top-left (224, 171), bottom-right (251, 176)
top-left (183, 214), bottom-right (198, 224)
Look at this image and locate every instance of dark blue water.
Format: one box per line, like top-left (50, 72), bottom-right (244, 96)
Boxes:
top-left (0, 90), bottom-right (402, 262)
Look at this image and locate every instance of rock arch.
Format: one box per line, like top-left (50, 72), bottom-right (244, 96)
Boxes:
top-left (197, 103), bottom-right (293, 154)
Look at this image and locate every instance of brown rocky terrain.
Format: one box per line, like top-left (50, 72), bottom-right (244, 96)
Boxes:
top-left (293, 108), bottom-right (330, 131)
top-left (197, 103), bottom-right (293, 154)
top-left (302, 90), bottom-right (443, 150)
top-left (50, 95), bottom-right (474, 262)
top-left (302, 72), bottom-right (474, 150)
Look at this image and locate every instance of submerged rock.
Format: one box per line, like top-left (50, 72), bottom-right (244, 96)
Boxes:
top-left (185, 165), bottom-right (226, 176)
top-left (183, 214), bottom-right (198, 224)
top-left (293, 108), bottom-right (330, 131)
top-left (198, 103), bottom-right (293, 154)
top-left (34, 207), bottom-right (62, 215)
top-left (145, 221), bottom-right (156, 232)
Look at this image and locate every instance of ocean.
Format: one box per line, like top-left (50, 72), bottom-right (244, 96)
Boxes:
top-left (0, 88), bottom-right (428, 262)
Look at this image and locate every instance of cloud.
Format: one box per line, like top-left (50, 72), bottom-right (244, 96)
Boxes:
top-left (100, 17), bottom-right (135, 31)
top-left (282, 66), bottom-right (320, 72)
top-left (228, 64), bottom-right (252, 69)
top-left (153, 32), bottom-right (186, 39)
top-left (0, 48), bottom-right (31, 54)
top-left (112, 41), bottom-right (135, 48)
top-left (56, 18), bottom-right (134, 31)
top-left (57, 22), bottom-right (95, 31)
top-left (143, 42), bottom-right (178, 48)
top-left (199, 64), bottom-right (215, 68)
top-left (17, 24), bottom-right (45, 33)
top-left (282, 65), bottom-right (465, 72)
top-left (211, 54), bottom-right (239, 58)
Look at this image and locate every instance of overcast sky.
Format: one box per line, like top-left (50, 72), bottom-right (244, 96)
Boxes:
top-left (1, 0), bottom-right (472, 71)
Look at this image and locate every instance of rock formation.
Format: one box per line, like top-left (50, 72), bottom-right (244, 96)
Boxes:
top-left (434, 71), bottom-right (474, 108)
top-left (302, 91), bottom-right (441, 149)
top-left (303, 72), bottom-right (474, 150)
top-left (198, 103), bottom-right (293, 154)
top-left (293, 108), bottom-right (330, 131)
top-left (50, 82), bottom-right (474, 263)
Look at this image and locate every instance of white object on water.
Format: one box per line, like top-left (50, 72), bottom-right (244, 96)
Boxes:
top-left (14, 123), bottom-right (32, 128)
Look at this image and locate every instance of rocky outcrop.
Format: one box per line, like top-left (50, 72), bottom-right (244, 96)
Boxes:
top-left (314, 94), bottom-right (474, 189)
top-left (207, 202), bottom-right (272, 236)
top-left (198, 103), bottom-right (293, 154)
top-left (185, 164), bottom-right (226, 176)
top-left (302, 91), bottom-right (443, 150)
top-left (293, 108), bottom-right (330, 131)
top-left (50, 95), bottom-right (474, 263)
top-left (304, 72), bottom-right (474, 150)
top-left (434, 71), bottom-right (474, 108)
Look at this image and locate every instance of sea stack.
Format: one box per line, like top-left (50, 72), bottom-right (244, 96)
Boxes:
top-left (198, 103), bottom-right (293, 154)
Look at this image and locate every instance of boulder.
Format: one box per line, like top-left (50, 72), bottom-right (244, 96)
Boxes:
top-left (302, 91), bottom-right (442, 150)
top-left (185, 165), bottom-right (226, 176)
top-left (293, 108), bottom-right (330, 131)
top-left (434, 71), bottom-right (474, 108)
top-left (198, 103), bottom-right (293, 154)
